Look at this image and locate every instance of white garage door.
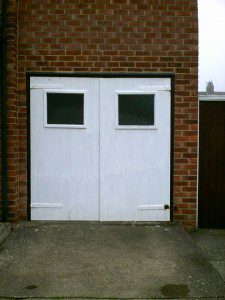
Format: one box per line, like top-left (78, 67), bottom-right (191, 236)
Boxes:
top-left (30, 76), bottom-right (171, 221)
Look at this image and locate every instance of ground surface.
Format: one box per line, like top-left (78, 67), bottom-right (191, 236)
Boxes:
top-left (0, 222), bottom-right (224, 299)
top-left (0, 223), bottom-right (11, 245)
top-left (190, 229), bottom-right (225, 282)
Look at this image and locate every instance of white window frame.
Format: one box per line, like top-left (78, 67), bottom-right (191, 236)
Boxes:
top-left (115, 90), bottom-right (158, 130)
top-left (43, 89), bottom-right (87, 129)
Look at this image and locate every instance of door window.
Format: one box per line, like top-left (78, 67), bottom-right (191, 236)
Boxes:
top-left (45, 91), bottom-right (85, 127)
top-left (118, 94), bottom-right (154, 126)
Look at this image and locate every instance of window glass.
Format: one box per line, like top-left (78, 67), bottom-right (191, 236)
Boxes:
top-left (118, 94), bottom-right (154, 126)
top-left (47, 93), bottom-right (84, 125)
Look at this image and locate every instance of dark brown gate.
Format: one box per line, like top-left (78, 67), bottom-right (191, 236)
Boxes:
top-left (199, 101), bottom-right (225, 228)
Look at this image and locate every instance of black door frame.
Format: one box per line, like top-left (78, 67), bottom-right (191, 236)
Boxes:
top-left (26, 72), bottom-right (175, 221)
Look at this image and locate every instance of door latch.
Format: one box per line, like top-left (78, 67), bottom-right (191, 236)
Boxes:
top-left (164, 204), bottom-right (170, 210)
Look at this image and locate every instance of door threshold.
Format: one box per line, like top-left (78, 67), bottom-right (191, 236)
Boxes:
top-left (27, 220), bottom-right (175, 227)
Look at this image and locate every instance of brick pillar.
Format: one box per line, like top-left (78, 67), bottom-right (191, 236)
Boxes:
top-left (0, 0), bottom-right (19, 221)
top-left (7, 0), bottom-right (19, 221)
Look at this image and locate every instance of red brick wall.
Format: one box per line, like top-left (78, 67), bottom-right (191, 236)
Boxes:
top-left (0, 0), bottom-right (19, 221)
top-left (2, 0), bottom-right (198, 229)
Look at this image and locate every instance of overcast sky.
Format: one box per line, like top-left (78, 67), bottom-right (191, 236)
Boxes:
top-left (198, 0), bottom-right (225, 91)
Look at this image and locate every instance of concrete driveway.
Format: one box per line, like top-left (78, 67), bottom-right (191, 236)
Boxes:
top-left (0, 222), bottom-right (224, 299)
top-left (190, 229), bottom-right (225, 282)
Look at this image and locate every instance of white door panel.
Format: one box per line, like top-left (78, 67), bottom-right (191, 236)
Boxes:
top-left (31, 76), bottom-right (171, 221)
top-left (31, 78), bottom-right (100, 220)
top-left (99, 78), bottom-right (171, 221)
